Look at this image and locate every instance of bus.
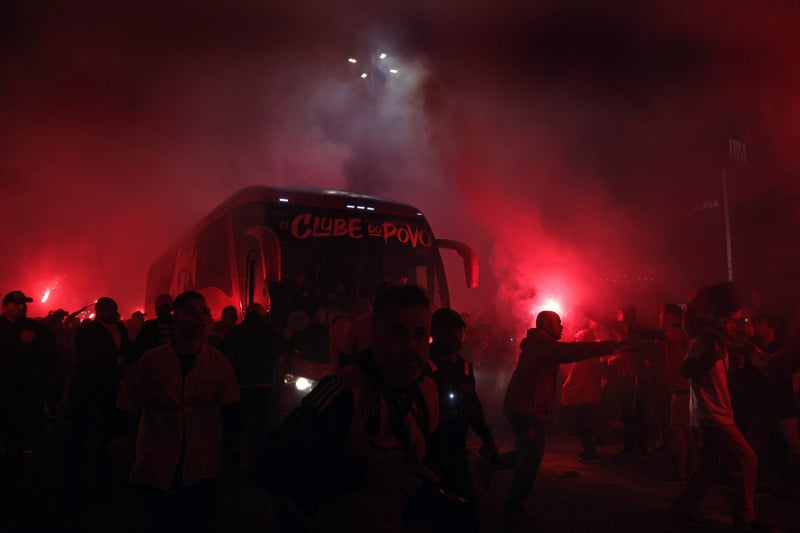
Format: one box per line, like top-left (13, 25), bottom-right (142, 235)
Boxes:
top-left (145, 186), bottom-right (478, 412)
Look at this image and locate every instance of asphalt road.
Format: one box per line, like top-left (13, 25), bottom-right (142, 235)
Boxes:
top-left (471, 431), bottom-right (800, 532)
top-left (4, 422), bottom-right (798, 532)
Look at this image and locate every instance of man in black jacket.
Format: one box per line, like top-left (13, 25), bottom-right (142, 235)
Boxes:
top-left (258, 283), bottom-right (441, 531)
top-left (64, 296), bottom-right (129, 507)
top-left (132, 293), bottom-right (176, 364)
top-left (427, 307), bottom-right (497, 526)
top-left (0, 291), bottom-right (56, 503)
top-left (222, 304), bottom-right (275, 457)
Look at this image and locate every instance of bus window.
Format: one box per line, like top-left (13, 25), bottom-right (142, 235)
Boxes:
top-left (268, 222), bottom-right (446, 364)
top-left (367, 237), bottom-right (445, 308)
top-left (196, 216), bottom-right (233, 297)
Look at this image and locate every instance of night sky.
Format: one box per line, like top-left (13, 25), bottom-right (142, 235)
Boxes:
top-left (2, 0), bottom-right (799, 324)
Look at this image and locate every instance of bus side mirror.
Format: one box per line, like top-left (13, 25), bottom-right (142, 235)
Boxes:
top-left (435, 239), bottom-right (479, 289)
top-left (245, 225), bottom-right (282, 282)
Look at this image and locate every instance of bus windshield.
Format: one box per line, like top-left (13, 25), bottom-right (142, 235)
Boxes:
top-left (267, 207), bottom-right (447, 363)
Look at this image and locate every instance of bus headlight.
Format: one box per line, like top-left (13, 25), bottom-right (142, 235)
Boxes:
top-left (295, 377), bottom-right (313, 391)
top-left (283, 373), bottom-right (317, 392)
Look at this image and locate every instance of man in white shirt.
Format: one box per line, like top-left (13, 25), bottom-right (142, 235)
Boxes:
top-left (669, 282), bottom-right (765, 531)
top-left (115, 291), bottom-right (244, 532)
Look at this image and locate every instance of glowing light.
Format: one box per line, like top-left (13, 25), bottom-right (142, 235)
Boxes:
top-left (284, 373), bottom-right (316, 392)
top-left (389, 69), bottom-right (399, 74)
top-left (449, 393), bottom-right (455, 400)
top-left (379, 53), bottom-right (387, 59)
top-left (89, 313), bottom-right (96, 320)
top-left (542, 298), bottom-right (562, 314)
top-left (533, 298), bottom-right (564, 317)
top-left (295, 377), bottom-right (313, 392)
top-left (41, 289), bottom-right (51, 304)
top-left (348, 58), bottom-right (357, 64)
top-left (361, 73), bottom-right (368, 79)
top-left (278, 198), bottom-right (289, 203)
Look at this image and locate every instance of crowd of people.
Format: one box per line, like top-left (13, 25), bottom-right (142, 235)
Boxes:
top-left (0, 281), bottom-right (799, 531)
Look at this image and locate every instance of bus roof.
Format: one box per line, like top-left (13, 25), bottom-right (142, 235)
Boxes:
top-left (197, 185), bottom-right (426, 228)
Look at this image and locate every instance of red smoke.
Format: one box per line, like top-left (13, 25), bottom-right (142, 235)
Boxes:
top-left (1, 1), bottom-right (799, 321)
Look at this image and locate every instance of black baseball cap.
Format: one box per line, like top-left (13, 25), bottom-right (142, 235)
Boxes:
top-left (3, 291), bottom-right (34, 305)
top-left (431, 308), bottom-right (467, 330)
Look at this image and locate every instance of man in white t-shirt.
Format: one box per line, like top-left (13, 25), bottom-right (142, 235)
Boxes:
top-left (669, 282), bottom-right (765, 531)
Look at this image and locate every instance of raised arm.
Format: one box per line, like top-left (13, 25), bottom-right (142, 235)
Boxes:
top-left (551, 341), bottom-right (617, 365)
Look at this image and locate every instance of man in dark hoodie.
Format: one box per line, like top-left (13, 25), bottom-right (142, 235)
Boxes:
top-left (0, 291), bottom-right (57, 504)
top-left (502, 310), bottom-right (617, 521)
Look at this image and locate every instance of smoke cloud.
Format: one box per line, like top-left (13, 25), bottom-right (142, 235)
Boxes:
top-left (1, 1), bottom-right (798, 324)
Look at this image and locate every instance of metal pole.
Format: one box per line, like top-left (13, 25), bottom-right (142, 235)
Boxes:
top-left (722, 169), bottom-right (734, 281)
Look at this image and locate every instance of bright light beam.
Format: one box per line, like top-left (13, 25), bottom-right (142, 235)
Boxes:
top-left (348, 58), bottom-right (357, 63)
top-left (540, 298), bottom-right (563, 315)
top-left (532, 298), bottom-right (564, 317)
top-left (379, 53), bottom-right (387, 59)
top-left (41, 289), bottom-right (51, 303)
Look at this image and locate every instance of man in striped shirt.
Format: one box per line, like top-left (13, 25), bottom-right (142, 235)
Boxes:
top-left (259, 283), bottom-right (441, 532)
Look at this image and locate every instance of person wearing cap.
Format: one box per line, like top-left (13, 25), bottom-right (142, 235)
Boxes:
top-left (427, 307), bottom-right (497, 531)
top-left (502, 310), bottom-right (618, 523)
top-left (0, 291), bottom-right (57, 501)
top-left (132, 293), bottom-right (177, 364)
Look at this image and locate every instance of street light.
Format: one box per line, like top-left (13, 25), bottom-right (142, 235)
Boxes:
top-left (721, 138), bottom-right (747, 282)
top-left (346, 53), bottom-right (399, 81)
top-left (344, 51), bottom-right (404, 194)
